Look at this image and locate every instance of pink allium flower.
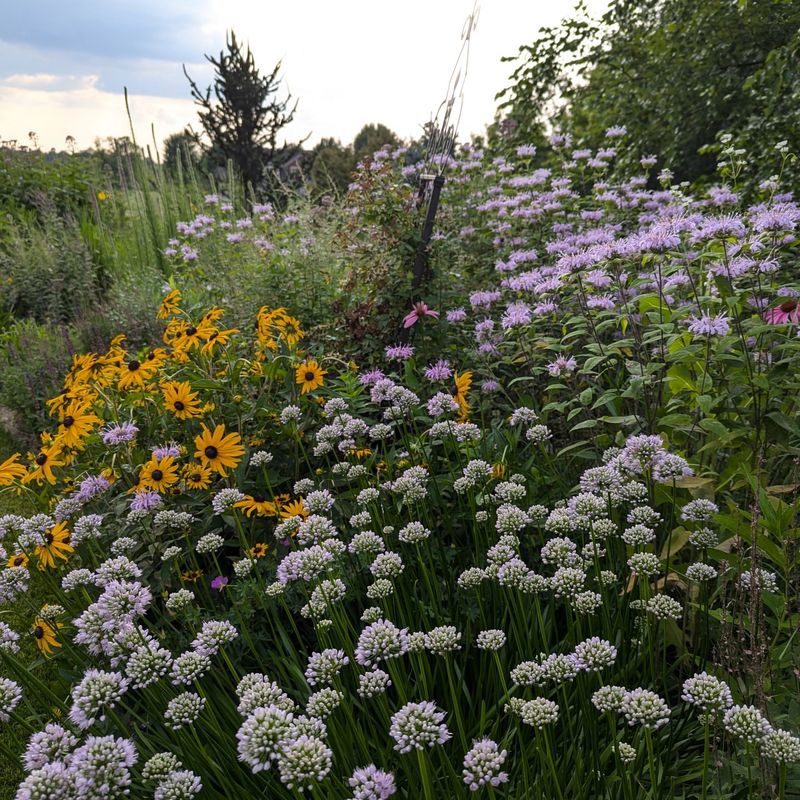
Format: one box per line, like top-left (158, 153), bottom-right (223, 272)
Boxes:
top-left (403, 302), bottom-right (440, 328)
top-left (764, 299), bottom-right (800, 324)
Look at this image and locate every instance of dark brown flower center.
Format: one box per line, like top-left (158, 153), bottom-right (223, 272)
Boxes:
top-left (186, 327), bottom-right (197, 336)
top-left (779, 300), bottom-right (798, 312)
top-left (34, 626), bottom-right (44, 639)
top-left (305, 371), bottom-right (315, 382)
top-left (127, 360), bottom-right (140, 372)
top-left (173, 401), bottom-right (185, 411)
top-left (146, 352), bottom-right (156, 361)
top-left (151, 470), bottom-right (164, 482)
top-left (62, 416), bottom-right (74, 428)
top-left (204, 446), bottom-right (218, 459)
top-left (190, 473), bottom-right (201, 483)
top-left (45, 533), bottom-right (54, 545)
top-left (35, 454), bottom-right (47, 466)
top-left (13, 555), bottom-right (24, 566)
top-left (253, 495), bottom-right (265, 503)
top-left (210, 332), bottom-right (219, 340)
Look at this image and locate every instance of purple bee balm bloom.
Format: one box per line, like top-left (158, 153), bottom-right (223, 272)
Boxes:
top-left (481, 380), bottom-right (500, 392)
top-left (385, 344), bottom-right (414, 360)
top-left (546, 356), bottom-right (578, 377)
top-left (74, 475), bottom-right (111, 503)
top-left (359, 369), bottom-right (385, 386)
top-left (130, 491), bottom-right (162, 512)
top-left (152, 444), bottom-right (181, 460)
top-left (102, 422), bottom-right (138, 445)
top-left (687, 312), bottom-right (731, 337)
top-left (446, 308), bottom-right (467, 322)
top-left (424, 360), bottom-right (452, 382)
top-left (211, 576), bottom-right (229, 591)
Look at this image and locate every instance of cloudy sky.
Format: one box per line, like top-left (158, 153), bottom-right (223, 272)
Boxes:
top-left (0, 0), bottom-right (607, 153)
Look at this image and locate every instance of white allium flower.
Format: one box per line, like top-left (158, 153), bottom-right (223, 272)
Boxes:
top-left (154, 769), bottom-right (202, 800)
top-left (519, 697), bottom-right (559, 728)
top-left (646, 594), bottom-right (683, 621)
top-left (462, 738), bottom-right (509, 791)
top-left (762, 729), bottom-right (800, 763)
top-left (526, 424), bottom-right (552, 444)
top-left (621, 524), bottom-right (655, 547)
top-left (305, 649), bottom-right (349, 686)
top-left (738, 568), bottom-right (778, 594)
top-left (370, 551), bottom-right (404, 579)
top-left (723, 705), bottom-right (772, 743)
top-left (681, 672), bottom-right (733, 713)
top-left (191, 619), bottom-right (238, 656)
top-left (686, 562), bottom-right (717, 582)
top-left (23, 723), bottom-right (79, 771)
top-left (237, 675), bottom-right (295, 716)
top-left (355, 619), bottom-right (409, 666)
top-left (627, 552), bottom-right (661, 577)
top-left (250, 450), bottom-right (273, 467)
top-left (14, 763), bottom-right (73, 800)
top-left (196, 533), bottom-right (225, 554)
top-left (397, 521), bottom-right (431, 544)
top-left (161, 546), bottom-right (182, 561)
top-left (234, 558), bottom-right (255, 578)
top-left (458, 567), bottom-right (486, 589)
top-left (69, 669), bottom-right (129, 729)
top-left (551, 566), bottom-right (586, 598)
top-left (358, 669), bottom-right (392, 698)
top-left (0, 678), bottom-right (22, 722)
top-left (689, 527), bottom-right (718, 548)
top-left (142, 752), bottom-right (182, 782)
top-left (348, 764), bottom-right (397, 799)
top-left (164, 693), bottom-right (206, 730)
top-left (620, 688), bottom-right (670, 729)
top-left (618, 742), bottom-right (637, 763)
top-left (389, 701), bottom-right (451, 753)
top-left (306, 687), bottom-right (343, 720)
top-left (592, 685), bottom-right (626, 713)
top-left (165, 589), bottom-right (195, 612)
top-left (367, 579), bottom-right (394, 600)
top-left (424, 625), bottom-right (462, 656)
top-left (476, 629), bottom-right (507, 651)
top-left (681, 499), bottom-right (718, 522)
top-left (277, 735), bottom-right (332, 791)
top-left (170, 652), bottom-right (211, 686)
top-left (237, 705), bottom-right (295, 773)
top-left (126, 643), bottom-right (172, 688)
top-left (573, 637), bottom-right (617, 671)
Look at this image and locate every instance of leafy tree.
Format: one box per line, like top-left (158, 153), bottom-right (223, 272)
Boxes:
top-left (495, 0), bottom-right (800, 186)
top-left (162, 130), bottom-right (202, 179)
top-left (353, 123), bottom-right (399, 162)
top-left (310, 138), bottom-right (354, 195)
top-left (183, 31), bottom-right (299, 190)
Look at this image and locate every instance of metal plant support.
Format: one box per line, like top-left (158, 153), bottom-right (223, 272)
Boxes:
top-left (400, 2), bottom-right (479, 339)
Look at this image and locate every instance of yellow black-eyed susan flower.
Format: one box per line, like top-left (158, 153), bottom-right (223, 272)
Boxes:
top-left (161, 381), bottom-right (202, 420)
top-left (295, 359), bottom-right (326, 395)
top-left (0, 453), bottom-right (26, 486)
top-left (22, 442), bottom-right (64, 486)
top-left (140, 456), bottom-right (180, 493)
top-left (181, 569), bottom-right (203, 583)
top-left (235, 494), bottom-right (278, 518)
top-left (35, 522), bottom-right (73, 570)
top-left (55, 400), bottom-right (102, 449)
top-left (183, 463), bottom-right (212, 490)
top-left (158, 289), bottom-right (182, 319)
top-left (32, 618), bottom-right (61, 656)
top-left (280, 498), bottom-right (309, 520)
top-left (247, 542), bottom-right (269, 559)
top-left (6, 551), bottom-right (29, 569)
top-left (194, 423), bottom-right (244, 477)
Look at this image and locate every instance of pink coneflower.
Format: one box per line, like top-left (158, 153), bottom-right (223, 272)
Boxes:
top-left (403, 302), bottom-right (440, 328)
top-left (764, 299), bottom-right (800, 324)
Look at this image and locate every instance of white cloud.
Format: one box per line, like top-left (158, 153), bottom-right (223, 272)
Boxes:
top-left (1, 0), bottom-right (608, 151)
